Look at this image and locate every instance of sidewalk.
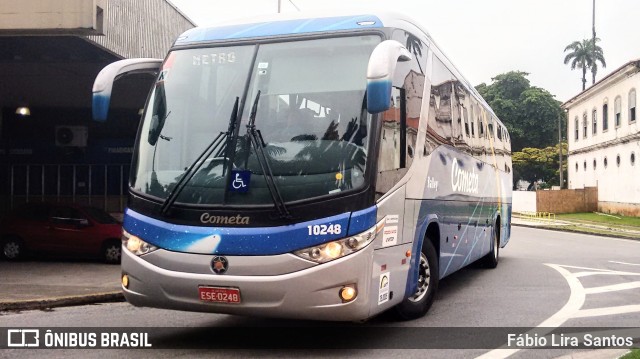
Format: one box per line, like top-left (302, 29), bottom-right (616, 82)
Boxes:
top-left (512, 215), bottom-right (640, 239)
top-left (0, 260), bottom-right (122, 311)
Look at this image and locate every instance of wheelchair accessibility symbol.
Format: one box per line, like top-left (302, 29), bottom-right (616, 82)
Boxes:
top-left (229, 170), bottom-right (251, 193)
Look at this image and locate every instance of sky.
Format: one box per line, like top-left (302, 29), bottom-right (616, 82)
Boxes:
top-left (169, 0), bottom-right (640, 103)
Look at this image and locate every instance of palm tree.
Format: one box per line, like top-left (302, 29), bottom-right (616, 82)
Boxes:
top-left (564, 38), bottom-right (606, 91)
top-left (587, 39), bottom-right (606, 85)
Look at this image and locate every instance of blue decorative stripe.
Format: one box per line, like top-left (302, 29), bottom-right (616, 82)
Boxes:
top-left (347, 206), bottom-right (377, 236)
top-left (175, 15), bottom-right (383, 45)
top-left (123, 206), bottom-right (377, 256)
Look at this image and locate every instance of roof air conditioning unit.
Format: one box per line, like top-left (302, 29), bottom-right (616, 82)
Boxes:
top-left (55, 126), bottom-right (88, 147)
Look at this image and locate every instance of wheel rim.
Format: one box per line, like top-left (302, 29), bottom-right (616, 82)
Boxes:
top-left (105, 245), bottom-right (121, 262)
top-left (3, 241), bottom-right (20, 259)
top-left (408, 252), bottom-right (431, 302)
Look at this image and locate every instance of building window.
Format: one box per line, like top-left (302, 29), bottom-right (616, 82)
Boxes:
top-left (629, 89), bottom-right (636, 123)
top-left (575, 162), bottom-right (579, 172)
top-left (582, 112), bottom-right (588, 138)
top-left (574, 117), bottom-right (579, 141)
top-left (617, 154), bottom-right (621, 167)
top-left (604, 157), bottom-right (608, 168)
top-left (593, 159), bottom-right (597, 170)
top-left (615, 96), bottom-right (622, 127)
top-left (583, 160), bottom-right (587, 170)
top-left (632, 152), bottom-right (636, 166)
top-left (592, 108), bottom-right (597, 135)
top-left (602, 101), bottom-right (609, 131)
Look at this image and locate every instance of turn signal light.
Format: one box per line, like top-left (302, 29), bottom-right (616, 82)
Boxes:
top-left (121, 274), bottom-right (129, 289)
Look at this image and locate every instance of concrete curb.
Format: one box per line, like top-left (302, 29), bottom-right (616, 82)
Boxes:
top-left (512, 222), bottom-right (640, 241)
top-left (0, 291), bottom-right (124, 312)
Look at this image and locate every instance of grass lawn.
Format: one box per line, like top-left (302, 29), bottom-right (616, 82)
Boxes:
top-left (555, 212), bottom-right (640, 229)
top-left (621, 349), bottom-right (640, 359)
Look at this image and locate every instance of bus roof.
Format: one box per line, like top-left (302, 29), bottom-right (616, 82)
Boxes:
top-left (173, 10), bottom-right (420, 45)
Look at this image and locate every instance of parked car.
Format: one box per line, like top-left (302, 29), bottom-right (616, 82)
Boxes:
top-left (1, 203), bottom-right (122, 264)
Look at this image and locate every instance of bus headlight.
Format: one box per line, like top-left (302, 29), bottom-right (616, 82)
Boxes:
top-left (294, 220), bottom-right (383, 264)
top-left (122, 230), bottom-right (158, 256)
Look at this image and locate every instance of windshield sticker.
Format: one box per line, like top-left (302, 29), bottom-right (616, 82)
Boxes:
top-left (157, 69), bottom-right (169, 83)
top-left (382, 226), bottom-right (398, 247)
top-left (385, 214), bottom-right (399, 224)
top-left (378, 272), bottom-right (390, 305)
top-left (157, 53), bottom-right (175, 83)
top-left (229, 170), bottom-right (251, 193)
top-left (193, 52), bottom-right (236, 66)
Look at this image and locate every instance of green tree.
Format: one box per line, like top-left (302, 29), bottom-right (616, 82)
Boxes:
top-left (563, 38), bottom-right (606, 91)
top-left (512, 143), bottom-right (567, 188)
top-left (476, 71), bottom-right (564, 152)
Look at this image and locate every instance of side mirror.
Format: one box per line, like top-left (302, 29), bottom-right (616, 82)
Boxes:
top-left (92, 58), bottom-right (163, 122)
top-left (366, 40), bottom-right (412, 114)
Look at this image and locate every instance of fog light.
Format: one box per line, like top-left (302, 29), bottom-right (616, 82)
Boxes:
top-left (339, 286), bottom-right (357, 302)
top-left (121, 274), bottom-right (129, 288)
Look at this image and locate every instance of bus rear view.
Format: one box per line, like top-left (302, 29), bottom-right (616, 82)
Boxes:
top-left (94, 10), bottom-right (512, 321)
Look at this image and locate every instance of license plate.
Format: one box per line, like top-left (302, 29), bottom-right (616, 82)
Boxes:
top-left (198, 286), bottom-right (241, 304)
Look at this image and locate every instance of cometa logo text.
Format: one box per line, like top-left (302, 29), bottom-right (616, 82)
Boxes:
top-left (200, 213), bottom-right (250, 225)
top-left (451, 159), bottom-right (479, 194)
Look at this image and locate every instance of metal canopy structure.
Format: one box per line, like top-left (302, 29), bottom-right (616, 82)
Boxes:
top-left (0, 0), bottom-right (195, 213)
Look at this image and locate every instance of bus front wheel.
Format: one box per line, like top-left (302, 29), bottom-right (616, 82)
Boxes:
top-left (394, 239), bottom-right (439, 320)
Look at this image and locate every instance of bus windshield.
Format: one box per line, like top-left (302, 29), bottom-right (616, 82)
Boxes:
top-left (132, 35), bottom-right (380, 206)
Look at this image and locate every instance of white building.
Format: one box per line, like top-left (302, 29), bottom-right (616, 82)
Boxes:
top-left (563, 60), bottom-right (640, 216)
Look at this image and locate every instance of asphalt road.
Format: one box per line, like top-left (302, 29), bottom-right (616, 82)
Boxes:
top-left (1, 226), bottom-right (639, 358)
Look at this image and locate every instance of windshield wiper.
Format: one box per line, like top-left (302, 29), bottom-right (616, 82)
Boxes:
top-left (245, 91), bottom-right (291, 219)
top-left (160, 97), bottom-right (240, 215)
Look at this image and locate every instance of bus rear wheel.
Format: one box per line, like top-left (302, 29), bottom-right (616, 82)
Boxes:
top-left (481, 222), bottom-right (499, 269)
top-left (394, 239), bottom-right (438, 320)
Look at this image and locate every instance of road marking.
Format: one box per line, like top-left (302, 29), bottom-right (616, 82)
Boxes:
top-left (476, 262), bottom-right (640, 359)
top-left (584, 281), bottom-right (640, 294)
top-left (573, 305), bottom-right (640, 318)
top-left (609, 261), bottom-right (640, 266)
top-left (574, 271), bottom-right (640, 278)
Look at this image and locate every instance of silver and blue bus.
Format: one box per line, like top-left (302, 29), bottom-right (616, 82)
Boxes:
top-left (93, 10), bottom-right (512, 321)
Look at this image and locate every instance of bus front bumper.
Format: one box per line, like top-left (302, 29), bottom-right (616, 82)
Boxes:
top-left (121, 243), bottom-right (376, 321)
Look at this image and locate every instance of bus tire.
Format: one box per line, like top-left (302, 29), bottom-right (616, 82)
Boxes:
top-left (394, 239), bottom-right (439, 320)
top-left (481, 222), bottom-right (499, 269)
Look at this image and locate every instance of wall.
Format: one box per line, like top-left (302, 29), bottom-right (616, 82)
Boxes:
top-left (513, 191), bottom-right (536, 213)
top-left (566, 63), bottom-right (640, 206)
top-left (598, 202), bottom-right (640, 217)
top-left (87, 0), bottom-right (195, 59)
top-left (0, 0), bottom-right (105, 34)
top-left (536, 187), bottom-right (598, 214)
